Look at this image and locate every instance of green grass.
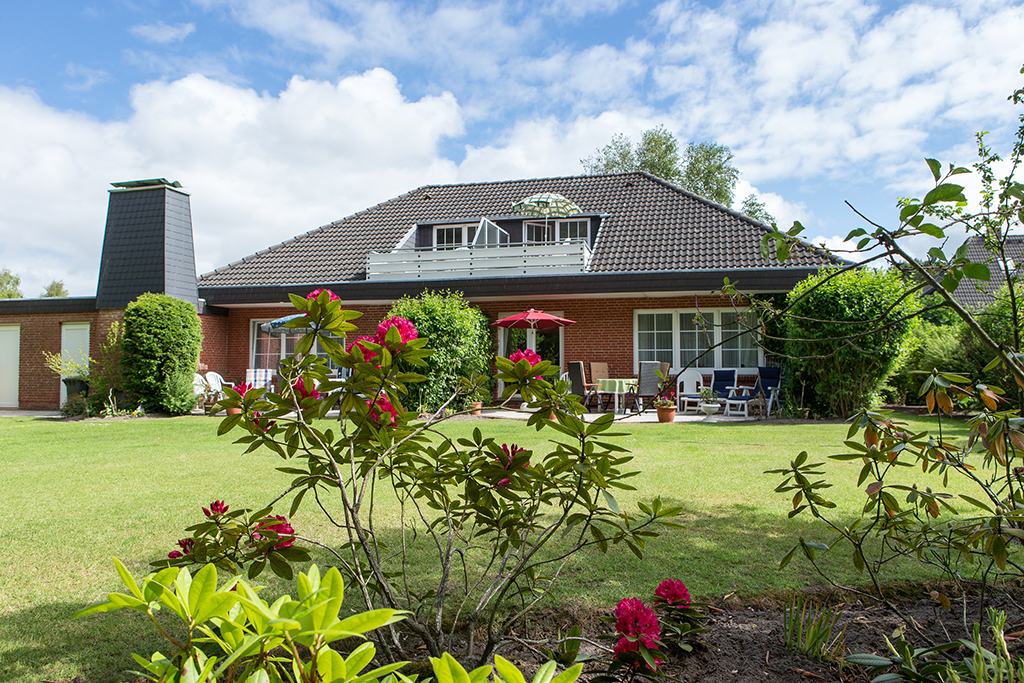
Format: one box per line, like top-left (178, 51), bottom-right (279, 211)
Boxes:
top-left (0, 412), bottom-right (973, 682)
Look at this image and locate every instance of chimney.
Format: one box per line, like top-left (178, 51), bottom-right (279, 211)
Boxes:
top-left (95, 178), bottom-right (199, 309)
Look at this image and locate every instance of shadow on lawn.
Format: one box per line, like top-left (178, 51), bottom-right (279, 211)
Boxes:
top-left (0, 600), bottom-right (165, 683)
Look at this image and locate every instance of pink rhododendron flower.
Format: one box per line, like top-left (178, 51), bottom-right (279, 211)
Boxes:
top-left (203, 500), bottom-right (229, 517)
top-left (177, 538), bottom-right (196, 554)
top-left (653, 579), bottom-right (691, 607)
top-left (292, 377), bottom-right (321, 400)
top-left (232, 382), bottom-right (253, 396)
top-left (496, 443), bottom-right (528, 487)
top-left (306, 288), bottom-right (339, 301)
top-left (347, 336), bottom-right (379, 362)
top-left (255, 515), bottom-right (295, 549)
top-left (376, 316), bottom-right (418, 345)
top-left (253, 411), bottom-right (276, 432)
top-left (509, 349), bottom-right (543, 379)
top-left (614, 598), bottom-right (660, 643)
top-left (367, 395), bottom-right (398, 426)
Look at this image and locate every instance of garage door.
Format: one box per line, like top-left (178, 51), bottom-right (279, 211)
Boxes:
top-left (0, 325), bottom-right (19, 408)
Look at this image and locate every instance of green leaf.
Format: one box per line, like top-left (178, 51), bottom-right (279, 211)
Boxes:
top-left (188, 563), bottom-right (219, 619)
top-left (432, 653), bottom-right (472, 683)
top-left (344, 642), bottom-right (376, 677)
top-left (962, 262), bottom-right (991, 281)
top-left (549, 664), bottom-right (584, 683)
top-left (926, 158), bottom-right (941, 182)
top-left (601, 490), bottom-right (620, 515)
top-left (494, 656), bottom-right (528, 683)
top-left (531, 661), bottom-right (558, 683)
top-left (845, 653), bottom-right (894, 667)
top-left (922, 183), bottom-right (965, 206)
top-left (317, 649), bottom-right (347, 683)
top-left (917, 223), bottom-right (945, 239)
top-left (337, 608), bottom-right (398, 636)
top-left (113, 557), bottom-right (144, 600)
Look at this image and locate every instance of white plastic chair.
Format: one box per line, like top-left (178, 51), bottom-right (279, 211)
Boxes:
top-left (675, 368), bottom-right (704, 414)
top-left (205, 371), bottom-right (227, 401)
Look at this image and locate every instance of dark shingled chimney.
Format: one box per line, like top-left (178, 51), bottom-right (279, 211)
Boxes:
top-left (95, 178), bottom-right (199, 309)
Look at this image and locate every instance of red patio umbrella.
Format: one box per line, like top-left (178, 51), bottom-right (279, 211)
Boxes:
top-left (491, 309), bottom-right (576, 331)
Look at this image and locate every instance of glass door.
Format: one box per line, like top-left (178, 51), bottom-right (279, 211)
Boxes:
top-left (497, 314), bottom-right (564, 395)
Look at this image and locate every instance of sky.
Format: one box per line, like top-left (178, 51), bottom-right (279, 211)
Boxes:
top-left (1, 0), bottom-right (1022, 298)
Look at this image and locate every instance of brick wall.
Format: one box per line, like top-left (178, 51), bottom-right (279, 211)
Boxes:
top-left (0, 309), bottom-right (124, 409)
top-left (217, 295), bottom-right (746, 384)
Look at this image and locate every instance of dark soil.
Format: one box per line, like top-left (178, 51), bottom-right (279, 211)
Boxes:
top-left (489, 586), bottom-right (1024, 683)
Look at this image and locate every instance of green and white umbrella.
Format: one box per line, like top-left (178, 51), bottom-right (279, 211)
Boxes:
top-left (512, 192), bottom-right (581, 218)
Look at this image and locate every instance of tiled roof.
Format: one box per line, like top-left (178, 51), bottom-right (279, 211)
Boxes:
top-left (949, 234), bottom-right (1024, 310)
top-left (198, 172), bottom-right (843, 287)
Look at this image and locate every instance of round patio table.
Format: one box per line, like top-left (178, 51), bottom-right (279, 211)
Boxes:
top-left (597, 378), bottom-right (638, 414)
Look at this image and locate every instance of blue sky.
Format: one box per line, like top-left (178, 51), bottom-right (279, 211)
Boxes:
top-left (1, 0), bottom-right (1022, 297)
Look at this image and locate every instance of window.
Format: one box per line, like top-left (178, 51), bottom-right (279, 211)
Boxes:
top-left (435, 224), bottom-right (475, 249)
top-left (252, 323), bottom-right (344, 371)
top-left (557, 219), bottom-right (589, 242)
top-left (634, 310), bottom-right (760, 370)
top-left (524, 221), bottom-right (554, 244)
top-left (721, 311), bottom-right (759, 368)
top-left (679, 312), bottom-right (714, 368)
top-left (637, 313), bottom-right (673, 365)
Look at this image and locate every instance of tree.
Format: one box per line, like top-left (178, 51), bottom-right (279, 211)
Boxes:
top-left (0, 268), bottom-right (22, 299)
top-left (581, 125), bottom-right (682, 183)
top-left (120, 293), bottom-right (203, 414)
top-left (683, 141), bottom-right (739, 207)
top-left (581, 128), bottom-right (741, 206)
top-left (40, 280), bottom-right (69, 297)
top-left (740, 193), bottom-right (775, 225)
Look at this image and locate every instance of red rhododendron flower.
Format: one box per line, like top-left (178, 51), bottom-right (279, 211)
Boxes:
top-left (177, 538), bottom-right (196, 554)
top-left (292, 377), bottom-right (321, 400)
top-left (615, 598), bottom-right (660, 642)
top-left (376, 316), bottom-right (418, 345)
top-left (252, 411), bottom-right (276, 432)
top-left (231, 382), bottom-right (253, 396)
top-left (653, 579), bottom-right (691, 607)
top-left (255, 515), bottom-right (295, 549)
top-left (307, 288), bottom-right (339, 301)
top-left (203, 500), bottom-right (229, 517)
top-left (168, 550), bottom-right (183, 559)
top-left (367, 395), bottom-right (398, 426)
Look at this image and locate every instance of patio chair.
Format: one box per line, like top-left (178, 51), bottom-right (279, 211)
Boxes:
top-left (709, 369), bottom-right (737, 402)
top-left (193, 373), bottom-right (209, 412)
top-left (675, 368), bottom-right (704, 414)
top-left (626, 361), bottom-right (662, 413)
top-left (206, 371), bottom-right (228, 401)
top-left (725, 366), bottom-right (781, 418)
top-left (567, 361), bottom-right (599, 411)
top-left (589, 361), bottom-right (614, 411)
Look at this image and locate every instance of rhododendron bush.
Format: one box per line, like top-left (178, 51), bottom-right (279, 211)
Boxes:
top-left (160, 288), bottom-right (680, 665)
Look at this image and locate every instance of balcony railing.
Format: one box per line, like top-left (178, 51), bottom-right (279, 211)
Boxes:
top-left (366, 241), bottom-right (591, 281)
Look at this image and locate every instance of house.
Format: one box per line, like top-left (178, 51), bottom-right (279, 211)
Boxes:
top-left (0, 172), bottom-right (842, 410)
top-left (946, 234), bottom-right (1024, 310)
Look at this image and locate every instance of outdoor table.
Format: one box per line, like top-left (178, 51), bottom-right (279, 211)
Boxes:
top-left (597, 378), bottom-right (638, 414)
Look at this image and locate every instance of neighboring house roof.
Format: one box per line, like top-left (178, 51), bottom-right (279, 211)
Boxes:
top-left (198, 172), bottom-right (842, 289)
top-left (950, 235), bottom-right (1024, 310)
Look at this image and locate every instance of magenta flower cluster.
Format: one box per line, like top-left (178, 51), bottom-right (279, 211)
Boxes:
top-left (168, 502), bottom-right (296, 559)
top-left (613, 597), bottom-right (661, 668)
top-left (367, 394), bottom-right (398, 426)
top-left (231, 381), bottom-right (253, 396)
top-left (292, 376), bottom-right (321, 400)
top-left (306, 288), bottom-right (340, 302)
top-left (254, 515), bottom-right (295, 549)
top-left (653, 579), bottom-right (691, 607)
top-left (509, 349), bottom-right (543, 379)
top-left (347, 315), bottom-right (418, 364)
top-left (203, 500), bottom-right (229, 517)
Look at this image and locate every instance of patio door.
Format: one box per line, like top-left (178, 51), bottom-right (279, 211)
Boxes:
top-left (60, 322), bottom-right (90, 405)
top-left (0, 325), bottom-right (19, 408)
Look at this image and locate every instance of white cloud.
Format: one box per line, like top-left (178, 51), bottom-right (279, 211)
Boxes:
top-left (130, 21), bottom-right (196, 44)
top-left (0, 69), bottom-right (464, 297)
top-left (63, 63), bottom-right (112, 91)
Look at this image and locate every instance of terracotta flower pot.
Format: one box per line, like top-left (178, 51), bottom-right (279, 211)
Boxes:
top-left (470, 401), bottom-right (483, 416)
top-left (656, 406), bottom-right (676, 423)
top-left (226, 406), bottom-right (242, 416)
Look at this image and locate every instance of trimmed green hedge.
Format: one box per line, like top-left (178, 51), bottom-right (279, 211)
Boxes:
top-left (121, 293), bottom-right (203, 415)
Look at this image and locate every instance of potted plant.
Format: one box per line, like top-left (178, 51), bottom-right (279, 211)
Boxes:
top-left (470, 388), bottom-right (489, 415)
top-left (698, 387), bottom-right (721, 416)
top-left (651, 392), bottom-right (677, 423)
top-left (42, 349), bottom-right (91, 398)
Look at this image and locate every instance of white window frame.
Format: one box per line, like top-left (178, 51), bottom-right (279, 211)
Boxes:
top-left (557, 218), bottom-right (589, 242)
top-left (434, 224), bottom-right (476, 249)
top-left (250, 321), bottom-right (343, 371)
top-left (632, 309), bottom-right (761, 374)
top-left (496, 311), bottom-right (566, 395)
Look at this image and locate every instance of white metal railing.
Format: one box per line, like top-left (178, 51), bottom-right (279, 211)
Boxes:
top-left (366, 241), bottom-right (591, 281)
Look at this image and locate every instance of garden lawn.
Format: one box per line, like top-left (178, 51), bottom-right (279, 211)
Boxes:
top-left (0, 412), bottom-right (973, 683)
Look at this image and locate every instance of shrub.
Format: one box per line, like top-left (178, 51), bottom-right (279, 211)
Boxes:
top-left (120, 293), bottom-right (203, 415)
top-left (386, 290), bottom-right (493, 411)
top-left (785, 268), bottom-right (917, 417)
top-left (161, 290), bottom-right (678, 666)
top-left (886, 319), bottom-right (970, 404)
